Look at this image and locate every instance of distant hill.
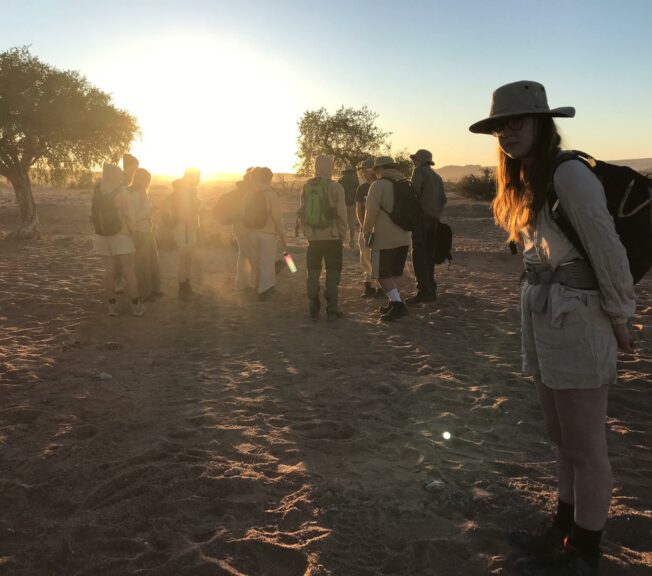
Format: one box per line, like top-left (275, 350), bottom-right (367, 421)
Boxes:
top-left (437, 158), bottom-right (652, 182)
top-left (437, 165), bottom-right (486, 182)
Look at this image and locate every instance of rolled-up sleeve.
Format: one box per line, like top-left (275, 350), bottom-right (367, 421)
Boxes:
top-left (554, 160), bottom-right (636, 323)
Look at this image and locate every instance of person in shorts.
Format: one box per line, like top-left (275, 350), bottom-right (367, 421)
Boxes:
top-left (362, 156), bottom-right (411, 321)
top-left (469, 80), bottom-right (636, 575)
top-left (93, 163), bottom-right (144, 317)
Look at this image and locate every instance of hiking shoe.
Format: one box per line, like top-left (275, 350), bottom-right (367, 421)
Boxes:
top-left (378, 301), bottom-right (392, 314)
top-left (520, 546), bottom-right (599, 576)
top-left (405, 292), bottom-right (436, 305)
top-left (326, 308), bottom-right (344, 320)
top-left (309, 296), bottom-right (321, 319)
top-left (131, 301), bottom-right (145, 317)
top-left (381, 301), bottom-right (408, 321)
top-left (509, 520), bottom-right (567, 555)
top-left (361, 283), bottom-right (376, 298)
top-left (374, 288), bottom-right (385, 299)
top-left (108, 302), bottom-right (119, 317)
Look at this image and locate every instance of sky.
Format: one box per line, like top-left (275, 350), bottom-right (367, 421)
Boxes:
top-left (3, 0), bottom-right (651, 177)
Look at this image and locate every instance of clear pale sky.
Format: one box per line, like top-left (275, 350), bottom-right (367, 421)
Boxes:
top-left (4, 0), bottom-right (651, 176)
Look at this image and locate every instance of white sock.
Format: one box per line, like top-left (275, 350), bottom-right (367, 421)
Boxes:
top-left (388, 288), bottom-right (401, 302)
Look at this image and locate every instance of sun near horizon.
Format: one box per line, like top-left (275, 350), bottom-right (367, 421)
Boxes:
top-left (89, 33), bottom-right (305, 178)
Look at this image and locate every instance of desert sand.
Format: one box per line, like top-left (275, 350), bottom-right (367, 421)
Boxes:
top-left (0, 184), bottom-right (650, 575)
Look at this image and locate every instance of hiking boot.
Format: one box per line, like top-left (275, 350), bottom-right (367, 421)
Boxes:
top-left (309, 296), bottom-right (321, 319)
top-left (374, 288), bottom-right (385, 299)
top-left (378, 301), bottom-right (393, 314)
top-left (326, 308), bottom-right (344, 320)
top-left (108, 301), bottom-right (119, 317)
top-left (131, 300), bottom-right (145, 317)
top-left (381, 301), bottom-right (408, 321)
top-left (405, 292), bottom-right (436, 305)
top-left (509, 520), bottom-right (567, 555)
top-left (520, 545), bottom-right (599, 576)
top-left (361, 282), bottom-right (376, 298)
top-left (178, 281), bottom-right (193, 300)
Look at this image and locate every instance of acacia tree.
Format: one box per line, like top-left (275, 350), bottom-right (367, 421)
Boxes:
top-left (295, 106), bottom-right (391, 175)
top-left (0, 47), bottom-right (138, 239)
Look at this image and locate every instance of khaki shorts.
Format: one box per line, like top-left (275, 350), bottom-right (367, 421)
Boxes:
top-left (521, 282), bottom-right (617, 390)
top-left (94, 233), bottom-right (134, 256)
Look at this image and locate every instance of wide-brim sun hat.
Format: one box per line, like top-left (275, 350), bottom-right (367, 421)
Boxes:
top-left (373, 156), bottom-right (396, 168)
top-left (469, 80), bottom-right (575, 135)
top-left (359, 158), bottom-right (375, 170)
top-left (410, 149), bottom-right (434, 165)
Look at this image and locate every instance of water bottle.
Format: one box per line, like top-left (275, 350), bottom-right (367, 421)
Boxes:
top-left (283, 252), bottom-right (297, 273)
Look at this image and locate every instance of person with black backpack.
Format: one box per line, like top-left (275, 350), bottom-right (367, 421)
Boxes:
top-left (91, 163), bottom-right (145, 317)
top-left (362, 156), bottom-right (414, 321)
top-left (407, 149), bottom-right (447, 304)
top-left (298, 155), bottom-right (348, 319)
top-left (470, 80), bottom-right (637, 576)
top-left (241, 167), bottom-right (287, 300)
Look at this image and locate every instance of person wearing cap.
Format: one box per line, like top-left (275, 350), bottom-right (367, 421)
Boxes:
top-left (362, 156), bottom-right (412, 321)
top-left (92, 164), bottom-right (145, 317)
top-left (299, 155), bottom-right (348, 319)
top-left (407, 148), bottom-right (447, 304)
top-left (356, 158), bottom-right (381, 298)
top-left (338, 165), bottom-right (359, 250)
top-left (470, 81), bottom-right (635, 575)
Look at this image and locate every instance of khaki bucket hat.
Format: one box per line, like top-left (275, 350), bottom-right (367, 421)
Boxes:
top-left (469, 80), bottom-right (575, 134)
top-left (373, 156), bottom-right (396, 168)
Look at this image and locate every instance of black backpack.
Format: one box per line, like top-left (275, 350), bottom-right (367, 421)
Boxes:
top-left (242, 188), bottom-right (270, 230)
top-left (90, 185), bottom-right (122, 236)
top-left (549, 150), bottom-right (652, 284)
top-left (380, 177), bottom-right (421, 231)
top-left (433, 222), bottom-right (453, 264)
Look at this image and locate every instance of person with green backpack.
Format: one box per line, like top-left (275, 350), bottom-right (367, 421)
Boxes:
top-left (297, 155), bottom-right (348, 319)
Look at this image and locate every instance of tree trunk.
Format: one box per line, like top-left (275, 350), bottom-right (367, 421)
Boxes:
top-left (8, 170), bottom-right (40, 240)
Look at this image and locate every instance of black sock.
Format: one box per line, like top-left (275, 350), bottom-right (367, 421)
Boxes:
top-left (568, 524), bottom-right (602, 566)
top-left (553, 499), bottom-right (575, 534)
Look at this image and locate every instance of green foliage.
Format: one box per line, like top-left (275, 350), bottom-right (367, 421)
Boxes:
top-left (295, 106), bottom-right (390, 176)
top-left (458, 167), bottom-right (496, 201)
top-left (0, 46), bottom-right (139, 185)
top-left (392, 149), bottom-right (414, 178)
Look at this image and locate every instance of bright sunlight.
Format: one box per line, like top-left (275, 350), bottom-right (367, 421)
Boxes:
top-left (91, 33), bottom-right (304, 177)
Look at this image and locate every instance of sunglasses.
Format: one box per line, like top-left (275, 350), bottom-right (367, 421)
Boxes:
top-left (489, 116), bottom-right (526, 136)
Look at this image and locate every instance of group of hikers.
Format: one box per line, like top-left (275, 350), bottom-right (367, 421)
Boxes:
top-left (89, 78), bottom-right (650, 575)
top-left (90, 154), bottom-right (201, 315)
top-left (91, 148), bottom-right (448, 322)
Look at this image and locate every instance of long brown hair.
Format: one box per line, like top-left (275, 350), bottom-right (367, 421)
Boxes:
top-left (492, 116), bottom-right (562, 242)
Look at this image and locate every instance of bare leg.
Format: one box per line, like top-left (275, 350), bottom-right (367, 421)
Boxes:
top-left (535, 375), bottom-right (574, 505)
top-left (554, 385), bottom-right (612, 530)
top-left (103, 256), bottom-right (117, 299)
top-left (118, 252), bottom-right (138, 300)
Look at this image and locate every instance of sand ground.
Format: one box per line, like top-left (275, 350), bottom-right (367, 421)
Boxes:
top-left (1, 185), bottom-right (651, 575)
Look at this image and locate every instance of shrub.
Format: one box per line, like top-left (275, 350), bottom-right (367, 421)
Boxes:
top-left (458, 167), bottom-right (496, 201)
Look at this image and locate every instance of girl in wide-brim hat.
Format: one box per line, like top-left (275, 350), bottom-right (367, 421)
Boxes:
top-left (470, 80), bottom-right (635, 575)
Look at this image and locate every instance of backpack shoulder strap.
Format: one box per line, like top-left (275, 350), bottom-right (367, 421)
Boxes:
top-left (547, 150), bottom-right (594, 263)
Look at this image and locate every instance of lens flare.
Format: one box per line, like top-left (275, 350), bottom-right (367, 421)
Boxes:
top-left (442, 431), bottom-right (451, 440)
